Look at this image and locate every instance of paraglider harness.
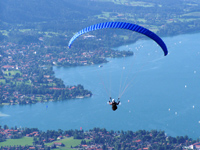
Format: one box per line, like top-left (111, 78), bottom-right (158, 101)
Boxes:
top-left (109, 97), bottom-right (120, 111)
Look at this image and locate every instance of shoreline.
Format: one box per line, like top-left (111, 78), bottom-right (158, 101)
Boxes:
top-left (0, 95), bottom-right (91, 106)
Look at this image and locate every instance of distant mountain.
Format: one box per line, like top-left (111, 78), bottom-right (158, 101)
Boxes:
top-left (1, 0), bottom-right (200, 35)
top-left (1, 0), bottom-right (199, 25)
top-left (0, 0), bottom-right (102, 23)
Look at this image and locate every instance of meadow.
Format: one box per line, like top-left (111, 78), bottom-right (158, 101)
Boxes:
top-left (0, 137), bottom-right (33, 146)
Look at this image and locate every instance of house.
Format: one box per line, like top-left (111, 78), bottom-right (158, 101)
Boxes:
top-left (57, 135), bottom-right (63, 140)
top-left (187, 142), bottom-right (200, 149)
top-left (2, 65), bottom-right (15, 71)
top-left (54, 142), bottom-right (65, 147)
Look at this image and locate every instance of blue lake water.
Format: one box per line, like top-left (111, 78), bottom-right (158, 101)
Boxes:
top-left (1, 33), bottom-right (200, 139)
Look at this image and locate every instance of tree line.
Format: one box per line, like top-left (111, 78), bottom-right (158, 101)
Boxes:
top-left (0, 126), bottom-right (198, 150)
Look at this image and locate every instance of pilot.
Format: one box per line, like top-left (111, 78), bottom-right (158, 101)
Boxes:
top-left (109, 97), bottom-right (120, 111)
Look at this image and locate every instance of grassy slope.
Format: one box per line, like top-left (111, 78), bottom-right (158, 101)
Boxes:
top-left (45, 137), bottom-right (90, 149)
top-left (0, 137), bottom-right (87, 149)
top-left (0, 137), bottom-right (33, 146)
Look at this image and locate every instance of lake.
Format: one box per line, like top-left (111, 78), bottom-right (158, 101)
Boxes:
top-left (1, 33), bottom-right (200, 139)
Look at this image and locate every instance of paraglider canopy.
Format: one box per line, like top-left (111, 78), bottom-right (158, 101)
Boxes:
top-left (68, 22), bottom-right (168, 56)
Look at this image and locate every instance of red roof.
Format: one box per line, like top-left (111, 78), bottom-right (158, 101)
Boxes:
top-left (2, 65), bottom-right (15, 68)
top-left (193, 142), bottom-right (200, 145)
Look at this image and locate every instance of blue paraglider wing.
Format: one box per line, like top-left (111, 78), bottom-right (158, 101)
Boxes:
top-left (68, 22), bottom-right (168, 56)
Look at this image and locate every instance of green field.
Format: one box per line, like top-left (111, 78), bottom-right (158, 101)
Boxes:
top-left (19, 29), bottom-right (32, 32)
top-left (120, 35), bottom-right (129, 40)
top-left (129, 1), bottom-right (154, 7)
top-left (96, 11), bottom-right (118, 20)
top-left (4, 70), bottom-right (22, 76)
top-left (45, 137), bottom-right (90, 149)
top-left (137, 18), bottom-right (146, 23)
top-left (38, 31), bottom-right (62, 38)
top-left (0, 30), bottom-right (10, 36)
top-left (0, 137), bottom-right (88, 149)
top-left (0, 137), bottom-right (33, 146)
top-left (182, 12), bottom-right (200, 17)
top-left (0, 79), bottom-right (6, 84)
top-left (98, 0), bottom-right (154, 7)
